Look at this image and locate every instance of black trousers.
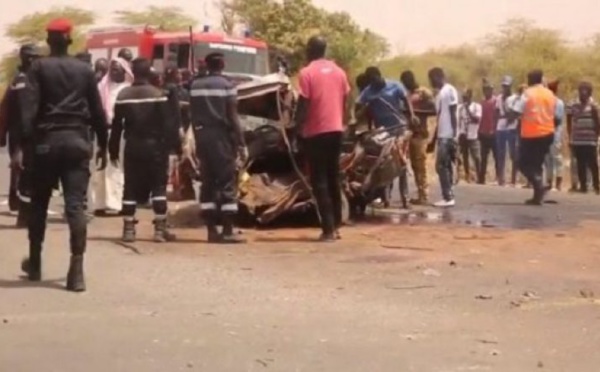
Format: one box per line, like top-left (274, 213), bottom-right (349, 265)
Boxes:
top-left (519, 134), bottom-right (553, 200)
top-left (304, 132), bottom-right (343, 235)
top-left (121, 141), bottom-right (169, 218)
top-left (29, 130), bottom-right (91, 255)
top-left (572, 145), bottom-right (600, 192)
top-left (478, 134), bottom-right (497, 184)
top-left (196, 127), bottom-right (238, 220)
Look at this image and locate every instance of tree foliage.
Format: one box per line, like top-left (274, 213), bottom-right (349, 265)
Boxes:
top-left (380, 18), bottom-right (598, 100)
top-left (114, 6), bottom-right (198, 32)
top-left (219, 0), bottom-right (389, 74)
top-left (1, 7), bottom-right (95, 83)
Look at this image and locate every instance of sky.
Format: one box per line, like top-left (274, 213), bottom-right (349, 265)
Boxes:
top-left (1, 0), bottom-right (598, 55)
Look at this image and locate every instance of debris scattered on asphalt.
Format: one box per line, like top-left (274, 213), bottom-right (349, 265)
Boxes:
top-left (422, 268), bottom-right (441, 277)
top-left (522, 291), bottom-right (540, 300)
top-left (476, 339), bottom-right (499, 345)
top-left (381, 243), bottom-right (434, 252)
top-left (537, 361), bottom-right (544, 368)
top-left (449, 260), bottom-right (457, 267)
top-left (256, 359), bottom-right (268, 367)
top-left (490, 349), bottom-right (501, 356)
top-left (187, 362), bottom-right (194, 368)
top-left (386, 285), bottom-right (435, 291)
top-left (2, 319), bottom-right (7, 324)
top-left (475, 294), bottom-right (493, 300)
top-left (579, 289), bottom-right (595, 299)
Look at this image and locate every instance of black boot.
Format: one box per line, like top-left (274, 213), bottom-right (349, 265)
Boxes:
top-left (220, 214), bottom-right (246, 244)
top-left (121, 219), bottom-right (137, 243)
top-left (21, 243), bottom-right (42, 281)
top-left (16, 202), bottom-right (31, 229)
top-left (153, 218), bottom-right (176, 243)
top-left (66, 255), bottom-right (86, 292)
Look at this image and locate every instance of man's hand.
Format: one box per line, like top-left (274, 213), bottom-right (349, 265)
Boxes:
top-left (96, 148), bottom-right (108, 171)
top-left (10, 147), bottom-right (23, 170)
top-left (239, 146), bottom-right (249, 163)
top-left (426, 141), bottom-right (436, 154)
top-left (410, 116), bottom-right (421, 128)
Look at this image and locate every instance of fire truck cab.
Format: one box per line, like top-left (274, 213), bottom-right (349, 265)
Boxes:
top-left (85, 26), bottom-right (270, 77)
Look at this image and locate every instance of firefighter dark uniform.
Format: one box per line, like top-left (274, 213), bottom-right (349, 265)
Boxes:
top-left (3, 44), bottom-right (40, 226)
top-left (189, 53), bottom-right (245, 244)
top-left (109, 73), bottom-right (181, 243)
top-left (19, 19), bottom-right (108, 292)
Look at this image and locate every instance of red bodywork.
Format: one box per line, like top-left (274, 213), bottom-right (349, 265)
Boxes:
top-left (85, 26), bottom-right (269, 74)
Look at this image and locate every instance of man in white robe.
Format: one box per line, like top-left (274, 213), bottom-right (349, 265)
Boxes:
top-left (90, 57), bottom-right (133, 215)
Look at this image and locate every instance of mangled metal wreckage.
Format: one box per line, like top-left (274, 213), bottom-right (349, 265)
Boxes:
top-left (192, 74), bottom-right (410, 225)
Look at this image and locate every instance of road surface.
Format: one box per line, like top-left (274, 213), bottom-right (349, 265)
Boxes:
top-left (1, 150), bottom-right (599, 372)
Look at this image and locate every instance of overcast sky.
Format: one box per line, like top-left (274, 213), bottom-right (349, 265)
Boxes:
top-left (1, 0), bottom-right (597, 54)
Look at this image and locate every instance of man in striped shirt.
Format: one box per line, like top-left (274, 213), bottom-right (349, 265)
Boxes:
top-left (567, 82), bottom-right (600, 194)
top-left (190, 53), bottom-right (247, 244)
top-left (109, 58), bottom-right (181, 243)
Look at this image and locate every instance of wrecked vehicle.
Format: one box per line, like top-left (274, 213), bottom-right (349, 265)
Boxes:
top-left (235, 75), bottom-right (412, 225)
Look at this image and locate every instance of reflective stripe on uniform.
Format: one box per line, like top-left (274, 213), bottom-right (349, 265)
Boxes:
top-left (190, 89), bottom-right (237, 97)
top-left (116, 97), bottom-right (168, 105)
top-left (200, 202), bottom-right (217, 210)
top-left (151, 196), bottom-right (167, 201)
top-left (221, 203), bottom-right (238, 212)
top-left (17, 190), bottom-right (31, 203)
top-left (122, 200), bottom-right (137, 205)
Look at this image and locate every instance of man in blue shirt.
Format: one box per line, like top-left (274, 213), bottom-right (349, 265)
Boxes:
top-left (356, 66), bottom-right (415, 134)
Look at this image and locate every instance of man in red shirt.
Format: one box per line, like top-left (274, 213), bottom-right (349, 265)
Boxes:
top-left (296, 36), bottom-right (350, 242)
top-left (478, 83), bottom-right (498, 184)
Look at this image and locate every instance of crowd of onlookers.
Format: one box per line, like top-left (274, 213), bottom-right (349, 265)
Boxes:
top-left (456, 77), bottom-right (599, 194)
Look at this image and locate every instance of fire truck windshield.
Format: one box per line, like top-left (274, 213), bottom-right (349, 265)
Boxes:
top-left (194, 42), bottom-right (269, 76)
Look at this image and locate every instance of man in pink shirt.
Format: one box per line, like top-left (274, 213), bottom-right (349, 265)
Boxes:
top-left (296, 36), bottom-right (350, 242)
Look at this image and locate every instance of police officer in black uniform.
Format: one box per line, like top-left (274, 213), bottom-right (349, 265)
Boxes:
top-left (109, 57), bottom-right (181, 243)
top-left (5, 44), bottom-right (40, 228)
top-left (17, 18), bottom-right (108, 292)
top-left (189, 53), bottom-right (247, 244)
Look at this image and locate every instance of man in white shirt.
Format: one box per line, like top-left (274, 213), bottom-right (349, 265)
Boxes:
top-left (495, 75), bottom-right (519, 186)
top-left (458, 89), bottom-right (482, 183)
top-left (427, 67), bottom-right (458, 207)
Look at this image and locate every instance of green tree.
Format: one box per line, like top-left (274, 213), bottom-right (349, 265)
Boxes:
top-left (114, 6), bottom-right (198, 31)
top-left (1, 6), bottom-right (95, 83)
top-left (220, 0), bottom-right (388, 74)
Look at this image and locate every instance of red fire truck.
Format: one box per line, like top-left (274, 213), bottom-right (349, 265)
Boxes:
top-left (85, 26), bottom-right (270, 77)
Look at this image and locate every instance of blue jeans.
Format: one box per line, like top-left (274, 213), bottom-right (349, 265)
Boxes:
top-left (495, 129), bottom-right (518, 185)
top-left (436, 139), bottom-right (455, 201)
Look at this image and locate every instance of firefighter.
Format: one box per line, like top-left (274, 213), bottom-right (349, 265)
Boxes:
top-left (109, 58), bottom-right (181, 243)
top-left (17, 18), bottom-right (108, 292)
top-left (189, 52), bottom-right (247, 244)
top-left (2, 44), bottom-right (41, 228)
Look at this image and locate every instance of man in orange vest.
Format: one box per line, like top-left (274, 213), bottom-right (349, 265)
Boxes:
top-left (509, 69), bottom-right (558, 205)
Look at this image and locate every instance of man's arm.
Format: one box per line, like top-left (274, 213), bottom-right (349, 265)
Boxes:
top-left (225, 89), bottom-right (245, 150)
top-left (295, 70), bottom-right (310, 134)
top-left (19, 63), bottom-right (42, 147)
top-left (591, 103), bottom-right (600, 136)
top-left (164, 86), bottom-right (183, 155)
top-left (86, 70), bottom-right (108, 151)
top-left (0, 86), bottom-right (13, 147)
top-left (108, 102), bottom-right (124, 162)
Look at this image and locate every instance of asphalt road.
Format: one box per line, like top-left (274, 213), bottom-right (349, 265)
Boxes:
top-left (2, 150), bottom-right (600, 372)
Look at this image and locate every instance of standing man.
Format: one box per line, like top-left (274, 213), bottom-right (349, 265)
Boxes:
top-left (509, 69), bottom-right (557, 205)
top-left (478, 83), bottom-right (498, 184)
top-left (190, 53), bottom-right (247, 244)
top-left (94, 58), bottom-right (109, 82)
top-left (1, 44), bottom-right (40, 227)
top-left (567, 82), bottom-right (600, 194)
top-left (427, 67), bottom-right (459, 207)
top-left (356, 66), bottom-right (417, 209)
top-left (17, 18), bottom-right (108, 291)
top-left (457, 89), bottom-right (482, 183)
top-left (495, 76), bottom-right (520, 186)
top-left (109, 58), bottom-right (181, 242)
top-left (544, 80), bottom-right (565, 191)
top-left (400, 70), bottom-right (436, 205)
top-left (296, 36), bottom-right (350, 241)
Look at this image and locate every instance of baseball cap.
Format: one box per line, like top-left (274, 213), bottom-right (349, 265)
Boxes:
top-left (501, 75), bottom-right (514, 86)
